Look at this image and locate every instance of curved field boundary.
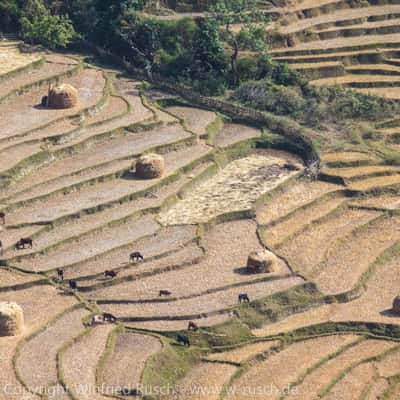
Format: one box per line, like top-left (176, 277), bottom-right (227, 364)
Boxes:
top-left (0, 56), bottom-right (45, 84)
top-left (0, 58), bottom-right (83, 105)
top-left (0, 68), bottom-right (113, 188)
top-left (318, 342), bottom-right (400, 398)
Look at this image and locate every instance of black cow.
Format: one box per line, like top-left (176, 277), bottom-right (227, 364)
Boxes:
top-left (159, 290), bottom-right (171, 296)
top-left (0, 212), bottom-right (5, 225)
top-left (103, 313), bottom-right (117, 323)
top-left (16, 238), bottom-right (33, 249)
top-left (69, 280), bottom-right (78, 291)
top-left (104, 270), bottom-right (117, 279)
top-left (176, 334), bottom-right (190, 347)
top-left (130, 251), bottom-right (144, 262)
top-left (0, 240), bottom-right (2, 255)
top-left (238, 293), bottom-right (250, 303)
top-left (57, 269), bottom-right (64, 281)
top-left (41, 95), bottom-right (48, 107)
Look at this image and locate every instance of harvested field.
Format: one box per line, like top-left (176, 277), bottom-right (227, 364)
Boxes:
top-left (214, 123), bottom-right (261, 147)
top-left (4, 144), bottom-right (210, 225)
top-left (0, 68), bottom-right (105, 140)
top-left (349, 193), bottom-right (400, 209)
top-left (0, 268), bottom-right (43, 288)
top-left (349, 174), bottom-right (400, 191)
top-left (356, 87), bottom-right (400, 99)
top-left (0, 45), bottom-right (41, 76)
top-left (125, 314), bottom-right (230, 331)
top-left (170, 362), bottom-right (237, 400)
top-left (322, 165), bottom-right (400, 179)
top-left (314, 214), bottom-right (400, 294)
top-left (256, 180), bottom-right (340, 225)
top-left (159, 152), bottom-right (301, 225)
top-left (14, 215), bottom-right (160, 272)
top-left (206, 340), bottom-right (280, 363)
top-left (102, 332), bottom-right (162, 393)
top-left (16, 308), bottom-right (89, 393)
top-left (261, 194), bottom-right (347, 247)
top-left (166, 106), bottom-right (217, 136)
top-left (100, 276), bottom-right (303, 318)
top-left (321, 151), bottom-right (376, 164)
top-left (276, 207), bottom-right (379, 277)
top-left (61, 325), bottom-right (114, 400)
top-left (225, 335), bottom-right (358, 400)
top-left (324, 363), bottom-right (376, 400)
top-left (87, 220), bottom-right (291, 300)
top-left (65, 224), bottom-right (197, 279)
top-left (254, 252), bottom-right (400, 336)
top-left (286, 339), bottom-right (397, 399)
top-left (3, 35), bottom-right (400, 399)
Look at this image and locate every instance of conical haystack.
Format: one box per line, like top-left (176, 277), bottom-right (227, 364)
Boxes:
top-left (135, 153), bottom-right (165, 179)
top-left (48, 84), bottom-right (78, 109)
top-left (393, 296), bottom-right (400, 314)
top-left (0, 302), bottom-right (24, 336)
top-left (247, 250), bottom-right (278, 273)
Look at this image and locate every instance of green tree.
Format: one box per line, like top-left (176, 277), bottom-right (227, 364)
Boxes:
top-left (19, 0), bottom-right (76, 48)
top-left (209, 0), bottom-right (269, 87)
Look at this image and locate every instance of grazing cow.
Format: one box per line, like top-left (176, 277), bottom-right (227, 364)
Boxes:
top-left (16, 238), bottom-right (33, 249)
top-left (130, 251), bottom-right (144, 262)
top-left (188, 321), bottom-right (199, 331)
top-left (159, 290), bottom-right (171, 296)
top-left (69, 280), bottom-right (78, 291)
top-left (0, 212), bottom-right (5, 225)
top-left (57, 269), bottom-right (64, 281)
top-left (283, 163), bottom-right (300, 171)
top-left (238, 293), bottom-right (250, 303)
top-left (103, 313), bottom-right (117, 323)
top-left (91, 314), bottom-right (104, 325)
top-left (176, 334), bottom-right (190, 347)
top-left (104, 270), bottom-right (117, 279)
top-left (41, 96), bottom-right (48, 107)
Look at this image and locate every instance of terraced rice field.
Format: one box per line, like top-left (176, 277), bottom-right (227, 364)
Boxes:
top-left (1, 33), bottom-right (400, 400)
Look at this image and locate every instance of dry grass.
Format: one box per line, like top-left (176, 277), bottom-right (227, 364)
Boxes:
top-left (321, 152), bottom-right (375, 163)
top-left (262, 195), bottom-right (347, 248)
top-left (206, 340), bottom-right (280, 363)
top-left (214, 123), bottom-right (261, 147)
top-left (62, 325), bottom-right (114, 400)
top-left (254, 251), bottom-right (400, 337)
top-left (314, 215), bottom-right (400, 294)
top-left (355, 87), bottom-right (400, 99)
top-left (279, 5), bottom-right (400, 34)
top-left (102, 332), bottom-right (162, 392)
top-left (324, 363), bottom-right (376, 400)
top-left (312, 74), bottom-right (400, 86)
top-left (88, 220), bottom-right (291, 301)
top-left (273, 33), bottom-right (400, 53)
top-left (349, 193), bottom-right (400, 209)
top-left (166, 106), bottom-right (217, 136)
top-left (171, 362), bottom-right (238, 400)
top-left (159, 152), bottom-right (301, 225)
top-left (277, 208), bottom-right (379, 277)
top-left (256, 180), bottom-right (340, 225)
top-left (286, 339), bottom-right (396, 399)
top-left (322, 165), bottom-right (400, 179)
top-left (16, 308), bottom-right (89, 393)
top-left (0, 44), bottom-right (41, 75)
top-left (0, 68), bottom-right (105, 140)
top-left (349, 174), bottom-right (400, 191)
top-left (225, 335), bottom-right (357, 400)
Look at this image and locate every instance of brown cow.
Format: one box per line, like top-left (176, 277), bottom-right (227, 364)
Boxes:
top-left (188, 321), bottom-right (199, 331)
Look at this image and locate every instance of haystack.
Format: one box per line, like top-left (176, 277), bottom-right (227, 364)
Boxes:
top-left (0, 302), bottom-right (24, 336)
top-left (48, 84), bottom-right (78, 109)
top-left (247, 250), bottom-right (278, 273)
top-left (392, 296), bottom-right (400, 314)
top-left (136, 153), bottom-right (165, 179)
